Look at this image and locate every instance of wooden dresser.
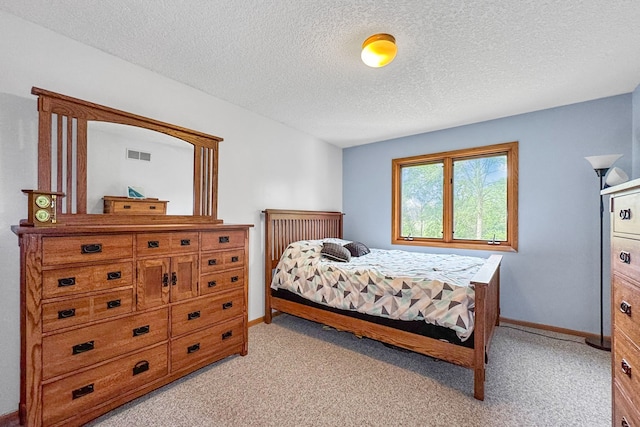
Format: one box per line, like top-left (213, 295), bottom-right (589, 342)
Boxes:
top-left (14, 87), bottom-right (250, 426)
top-left (13, 223), bottom-right (250, 426)
top-left (606, 179), bottom-right (640, 427)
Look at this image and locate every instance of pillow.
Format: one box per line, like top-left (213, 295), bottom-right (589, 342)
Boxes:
top-left (344, 241), bottom-right (370, 257)
top-left (321, 242), bottom-right (351, 262)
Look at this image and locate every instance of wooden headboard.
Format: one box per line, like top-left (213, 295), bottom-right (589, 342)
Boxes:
top-left (263, 209), bottom-right (343, 270)
top-left (263, 209), bottom-right (343, 320)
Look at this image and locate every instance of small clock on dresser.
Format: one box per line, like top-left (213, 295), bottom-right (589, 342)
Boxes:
top-left (22, 189), bottom-right (65, 226)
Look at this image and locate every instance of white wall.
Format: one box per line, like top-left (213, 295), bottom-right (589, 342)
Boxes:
top-left (633, 83), bottom-right (640, 177)
top-left (0, 11), bottom-right (342, 416)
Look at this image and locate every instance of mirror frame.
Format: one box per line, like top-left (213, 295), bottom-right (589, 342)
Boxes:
top-left (31, 87), bottom-right (222, 225)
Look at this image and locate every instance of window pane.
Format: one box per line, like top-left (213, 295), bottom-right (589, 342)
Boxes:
top-left (453, 155), bottom-right (507, 241)
top-left (400, 162), bottom-right (443, 238)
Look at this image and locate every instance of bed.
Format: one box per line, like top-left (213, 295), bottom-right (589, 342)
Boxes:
top-left (263, 209), bottom-right (502, 400)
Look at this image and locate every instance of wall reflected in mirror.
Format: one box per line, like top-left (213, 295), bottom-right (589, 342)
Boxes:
top-left (87, 122), bottom-right (194, 215)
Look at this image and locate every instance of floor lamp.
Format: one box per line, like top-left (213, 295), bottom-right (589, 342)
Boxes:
top-left (584, 154), bottom-right (624, 351)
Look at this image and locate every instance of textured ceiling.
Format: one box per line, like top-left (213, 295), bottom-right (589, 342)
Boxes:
top-left (1, 1), bottom-right (640, 148)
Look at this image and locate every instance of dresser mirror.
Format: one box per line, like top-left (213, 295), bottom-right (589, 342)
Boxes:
top-left (30, 87), bottom-right (222, 225)
top-left (87, 121), bottom-right (194, 215)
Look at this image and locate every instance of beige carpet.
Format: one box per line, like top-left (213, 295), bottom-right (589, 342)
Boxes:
top-left (88, 314), bottom-right (611, 427)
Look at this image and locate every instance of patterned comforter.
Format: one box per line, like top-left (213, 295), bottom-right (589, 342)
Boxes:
top-left (270, 239), bottom-right (487, 341)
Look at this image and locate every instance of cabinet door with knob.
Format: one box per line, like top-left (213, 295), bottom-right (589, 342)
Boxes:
top-left (137, 255), bottom-right (198, 309)
top-left (170, 254), bottom-right (199, 302)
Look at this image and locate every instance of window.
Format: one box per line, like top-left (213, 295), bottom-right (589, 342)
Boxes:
top-left (391, 141), bottom-right (518, 251)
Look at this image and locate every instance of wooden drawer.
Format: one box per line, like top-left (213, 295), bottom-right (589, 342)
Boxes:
top-left (43, 308), bottom-right (168, 380)
top-left (614, 382), bottom-right (640, 427)
top-left (42, 343), bottom-right (168, 426)
top-left (42, 235), bottom-right (133, 266)
top-left (613, 274), bottom-right (640, 345)
top-left (171, 317), bottom-right (244, 373)
top-left (43, 288), bottom-right (134, 332)
top-left (201, 230), bottom-right (245, 251)
top-left (136, 232), bottom-right (199, 257)
top-left (103, 196), bottom-right (168, 215)
top-left (614, 332), bottom-right (640, 411)
top-left (201, 249), bottom-right (244, 274)
top-left (613, 237), bottom-right (640, 281)
top-left (200, 268), bottom-right (244, 296)
top-left (614, 192), bottom-right (640, 236)
top-left (43, 262), bottom-right (133, 298)
top-left (171, 289), bottom-right (245, 337)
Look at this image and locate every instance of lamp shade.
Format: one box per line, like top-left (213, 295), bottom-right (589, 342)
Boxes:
top-left (585, 154), bottom-right (622, 170)
top-left (361, 33), bottom-right (397, 68)
top-left (605, 167), bottom-right (629, 187)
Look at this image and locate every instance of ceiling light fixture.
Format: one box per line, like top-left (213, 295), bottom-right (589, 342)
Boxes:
top-left (361, 33), bottom-right (397, 68)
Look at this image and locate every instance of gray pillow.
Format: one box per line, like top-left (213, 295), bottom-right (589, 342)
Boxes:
top-left (321, 242), bottom-right (351, 262)
top-left (344, 241), bottom-right (370, 257)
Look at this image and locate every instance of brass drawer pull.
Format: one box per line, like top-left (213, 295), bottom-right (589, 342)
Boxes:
top-left (620, 209), bottom-right (632, 220)
top-left (222, 331), bottom-right (233, 340)
top-left (180, 239), bottom-right (190, 246)
top-left (72, 341), bottom-right (95, 355)
top-left (222, 302), bottom-right (233, 310)
top-left (81, 244), bottom-right (102, 254)
top-left (72, 384), bottom-right (94, 400)
top-left (106, 299), bottom-right (121, 309)
top-left (58, 308), bottom-right (76, 319)
top-left (147, 240), bottom-right (160, 249)
top-left (187, 343), bottom-right (200, 354)
top-left (132, 360), bottom-right (149, 376)
top-left (58, 277), bottom-right (76, 287)
top-left (208, 280), bottom-right (217, 288)
top-left (231, 276), bottom-right (239, 283)
top-left (620, 300), bottom-right (632, 316)
top-left (208, 259), bottom-right (217, 266)
top-left (107, 271), bottom-right (122, 280)
top-left (620, 251), bottom-right (631, 264)
top-left (621, 358), bottom-right (632, 377)
top-left (188, 311), bottom-right (201, 320)
top-left (231, 256), bottom-right (239, 263)
top-left (133, 325), bottom-right (150, 337)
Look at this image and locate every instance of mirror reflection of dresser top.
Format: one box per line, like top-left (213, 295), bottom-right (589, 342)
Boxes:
top-left (103, 196), bottom-right (168, 215)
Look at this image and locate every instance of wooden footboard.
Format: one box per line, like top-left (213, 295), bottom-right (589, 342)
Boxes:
top-left (262, 209), bottom-right (501, 400)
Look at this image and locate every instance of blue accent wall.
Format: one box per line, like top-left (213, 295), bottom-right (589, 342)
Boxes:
top-left (343, 95), bottom-right (632, 334)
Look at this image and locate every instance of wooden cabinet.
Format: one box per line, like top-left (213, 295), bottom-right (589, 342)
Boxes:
top-left (13, 224), bottom-right (250, 427)
top-left (136, 232), bottom-right (200, 309)
top-left (137, 254), bottom-right (198, 309)
top-left (607, 180), bottom-right (640, 426)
